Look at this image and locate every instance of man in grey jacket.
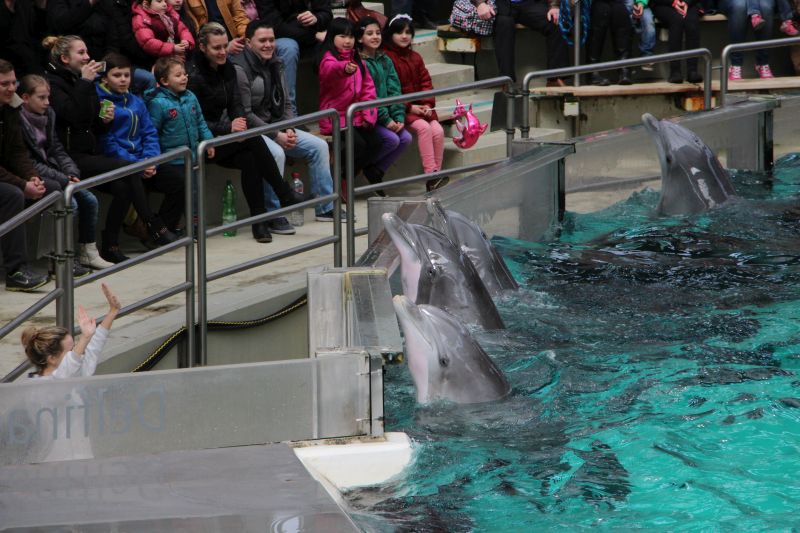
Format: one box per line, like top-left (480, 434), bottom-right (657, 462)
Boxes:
top-left (231, 20), bottom-right (341, 233)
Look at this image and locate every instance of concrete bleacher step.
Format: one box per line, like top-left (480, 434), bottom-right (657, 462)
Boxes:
top-left (427, 62), bottom-right (475, 90)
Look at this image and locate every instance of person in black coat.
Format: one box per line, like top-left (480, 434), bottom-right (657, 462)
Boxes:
top-left (254, 0), bottom-right (332, 114)
top-left (186, 22), bottom-right (309, 243)
top-left (650, 0), bottom-right (703, 83)
top-left (45, 0), bottom-right (112, 62)
top-left (43, 35), bottom-right (178, 263)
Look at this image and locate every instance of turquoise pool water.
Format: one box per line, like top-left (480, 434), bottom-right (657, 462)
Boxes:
top-left (347, 155), bottom-right (800, 532)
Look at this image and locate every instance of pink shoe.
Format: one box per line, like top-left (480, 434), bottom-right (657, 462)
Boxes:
top-left (751, 13), bottom-right (766, 30)
top-left (780, 19), bottom-right (799, 35)
top-left (728, 65), bottom-right (743, 81)
top-left (755, 64), bottom-right (774, 79)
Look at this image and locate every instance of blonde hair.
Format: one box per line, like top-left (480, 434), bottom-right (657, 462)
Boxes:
top-left (41, 35), bottom-right (85, 65)
top-left (197, 22), bottom-right (227, 47)
top-left (21, 326), bottom-right (69, 375)
top-left (18, 74), bottom-right (49, 97)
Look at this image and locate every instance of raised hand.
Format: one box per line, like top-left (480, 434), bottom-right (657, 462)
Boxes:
top-left (77, 304), bottom-right (97, 338)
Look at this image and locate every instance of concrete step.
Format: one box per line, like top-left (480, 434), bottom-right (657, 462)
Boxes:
top-left (427, 62), bottom-right (475, 90)
top-left (411, 33), bottom-right (448, 65)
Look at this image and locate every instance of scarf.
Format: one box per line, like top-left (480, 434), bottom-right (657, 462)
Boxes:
top-left (146, 6), bottom-right (176, 43)
top-left (19, 106), bottom-right (49, 161)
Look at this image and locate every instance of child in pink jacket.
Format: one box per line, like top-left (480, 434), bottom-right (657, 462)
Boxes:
top-left (318, 17), bottom-right (382, 183)
top-left (132, 0), bottom-right (195, 65)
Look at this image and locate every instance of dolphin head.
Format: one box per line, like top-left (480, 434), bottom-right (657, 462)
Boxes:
top-left (383, 212), bottom-right (431, 303)
top-left (642, 113), bottom-right (736, 216)
top-left (392, 295), bottom-right (510, 404)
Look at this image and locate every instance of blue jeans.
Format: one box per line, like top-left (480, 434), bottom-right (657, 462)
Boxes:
top-left (132, 68), bottom-right (157, 96)
top-left (624, 0), bottom-right (656, 56)
top-left (72, 189), bottom-right (99, 244)
top-left (276, 38), bottom-right (299, 116)
top-left (262, 130), bottom-right (334, 215)
top-left (721, 0), bottom-right (774, 66)
top-left (747, 0), bottom-right (793, 21)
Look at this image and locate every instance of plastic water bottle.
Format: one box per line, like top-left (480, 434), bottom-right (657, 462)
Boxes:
top-left (222, 180), bottom-right (237, 237)
top-left (289, 172), bottom-right (304, 227)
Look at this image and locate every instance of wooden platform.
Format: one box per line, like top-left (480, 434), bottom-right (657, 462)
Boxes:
top-left (529, 76), bottom-right (800, 96)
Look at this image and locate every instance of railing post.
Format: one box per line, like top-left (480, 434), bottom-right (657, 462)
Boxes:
top-left (345, 112), bottom-right (356, 267)
top-left (720, 45), bottom-right (730, 108)
top-left (183, 151), bottom-right (195, 368)
top-left (54, 192), bottom-right (74, 331)
top-left (573, 0), bottom-right (581, 88)
top-left (505, 82), bottom-right (516, 155)
top-left (703, 53), bottom-right (712, 110)
top-left (332, 123), bottom-right (343, 268)
top-left (196, 143), bottom-right (208, 367)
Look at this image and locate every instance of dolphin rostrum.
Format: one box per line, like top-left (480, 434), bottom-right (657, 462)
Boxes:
top-left (642, 113), bottom-right (737, 216)
top-left (392, 295), bottom-right (510, 404)
top-left (427, 199), bottom-right (519, 296)
top-left (382, 212), bottom-right (505, 330)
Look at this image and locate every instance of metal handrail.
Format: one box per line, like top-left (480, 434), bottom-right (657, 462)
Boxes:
top-left (60, 147), bottom-right (196, 367)
top-left (344, 76), bottom-right (515, 265)
top-left (1, 149), bottom-right (196, 381)
top-left (521, 48), bottom-right (714, 137)
top-left (719, 36), bottom-right (800, 106)
top-left (196, 108), bottom-right (342, 366)
top-left (0, 191), bottom-right (64, 380)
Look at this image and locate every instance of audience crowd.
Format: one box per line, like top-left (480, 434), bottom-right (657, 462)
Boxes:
top-left (1, 0), bottom-right (798, 292)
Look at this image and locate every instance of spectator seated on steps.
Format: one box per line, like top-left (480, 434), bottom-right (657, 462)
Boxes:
top-left (720, 0), bottom-right (777, 80)
top-left (231, 20), bottom-right (343, 231)
top-left (650, 0), bottom-right (703, 83)
top-left (255, 0), bottom-right (333, 115)
top-left (0, 59), bottom-right (50, 292)
top-left (491, 0), bottom-right (570, 87)
top-left (183, 0), bottom-right (251, 54)
top-left (586, 0), bottom-right (634, 85)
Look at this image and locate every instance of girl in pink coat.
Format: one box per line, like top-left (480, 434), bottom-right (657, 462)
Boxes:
top-left (318, 17), bottom-right (382, 184)
top-left (132, 0), bottom-right (195, 64)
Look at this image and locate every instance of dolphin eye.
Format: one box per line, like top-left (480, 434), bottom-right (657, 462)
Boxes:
top-left (439, 356), bottom-right (449, 367)
top-left (665, 154), bottom-right (673, 165)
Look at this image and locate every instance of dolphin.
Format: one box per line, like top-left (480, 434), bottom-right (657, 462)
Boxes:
top-left (642, 113), bottom-right (737, 216)
top-left (392, 295), bottom-right (510, 404)
top-left (427, 200), bottom-right (519, 296)
top-left (382, 212), bottom-right (505, 330)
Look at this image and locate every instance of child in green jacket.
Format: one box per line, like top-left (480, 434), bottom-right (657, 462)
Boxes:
top-left (356, 16), bottom-right (411, 190)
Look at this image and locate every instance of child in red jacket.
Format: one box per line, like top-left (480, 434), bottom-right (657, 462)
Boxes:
top-left (383, 14), bottom-right (447, 192)
top-left (132, 0), bottom-right (195, 64)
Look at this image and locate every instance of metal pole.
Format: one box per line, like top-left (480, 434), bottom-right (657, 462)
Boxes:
top-left (332, 123), bottom-right (343, 268)
top-left (719, 45), bottom-right (730, 108)
top-left (505, 84), bottom-right (516, 154)
top-left (183, 152), bottom-right (195, 368)
top-left (573, 0), bottom-right (581, 88)
top-left (54, 195), bottom-right (71, 329)
top-left (345, 114), bottom-right (356, 267)
top-left (196, 143), bottom-right (208, 367)
top-left (704, 56), bottom-right (713, 110)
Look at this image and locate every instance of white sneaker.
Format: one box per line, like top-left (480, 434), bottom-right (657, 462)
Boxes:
top-left (79, 243), bottom-right (114, 270)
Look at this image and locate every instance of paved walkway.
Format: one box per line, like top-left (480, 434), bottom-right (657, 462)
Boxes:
top-left (1, 181), bottom-right (658, 377)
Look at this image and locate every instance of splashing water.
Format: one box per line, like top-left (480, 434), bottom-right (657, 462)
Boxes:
top-left (347, 154), bottom-right (800, 532)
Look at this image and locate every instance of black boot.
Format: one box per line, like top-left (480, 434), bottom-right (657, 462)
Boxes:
top-left (590, 69), bottom-right (611, 86)
top-left (686, 59), bottom-right (702, 83)
top-left (100, 232), bottom-right (129, 264)
top-left (146, 217), bottom-right (178, 246)
top-left (363, 165), bottom-right (386, 197)
top-left (668, 62), bottom-right (683, 84)
top-left (251, 221), bottom-right (272, 243)
top-left (615, 49), bottom-right (633, 85)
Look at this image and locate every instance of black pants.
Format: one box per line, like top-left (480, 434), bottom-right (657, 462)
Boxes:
top-left (651, 5), bottom-right (701, 72)
top-left (588, 0), bottom-right (633, 61)
top-left (213, 136), bottom-right (288, 217)
top-left (71, 153), bottom-right (184, 245)
top-left (345, 126), bottom-right (384, 175)
top-left (0, 182), bottom-right (26, 272)
top-left (494, 0), bottom-right (570, 81)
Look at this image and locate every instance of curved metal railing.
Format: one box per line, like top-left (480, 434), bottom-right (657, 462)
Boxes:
top-left (195, 109), bottom-right (342, 366)
top-left (521, 48), bottom-right (715, 137)
top-left (719, 36), bottom-right (800, 106)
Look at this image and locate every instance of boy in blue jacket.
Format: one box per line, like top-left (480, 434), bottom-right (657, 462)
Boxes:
top-left (145, 56), bottom-right (216, 226)
top-left (96, 53), bottom-right (185, 244)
